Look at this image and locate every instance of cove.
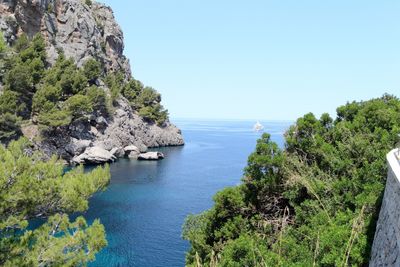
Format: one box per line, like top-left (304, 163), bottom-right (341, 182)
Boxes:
top-left (85, 119), bottom-right (291, 266)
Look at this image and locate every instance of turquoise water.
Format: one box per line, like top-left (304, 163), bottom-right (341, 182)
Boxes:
top-left (86, 120), bottom-right (291, 267)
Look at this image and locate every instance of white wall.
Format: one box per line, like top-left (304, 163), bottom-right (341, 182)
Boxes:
top-left (370, 149), bottom-right (400, 267)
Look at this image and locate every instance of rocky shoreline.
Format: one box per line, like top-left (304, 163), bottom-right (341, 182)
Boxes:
top-left (1, 0), bottom-right (184, 161)
top-left (29, 98), bottom-right (184, 164)
top-left (71, 145), bottom-right (165, 165)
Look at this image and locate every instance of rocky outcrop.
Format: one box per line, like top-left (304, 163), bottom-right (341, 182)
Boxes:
top-left (1, 0), bottom-right (184, 163)
top-left (92, 99), bottom-right (184, 151)
top-left (124, 145), bottom-right (140, 159)
top-left (72, 146), bottom-right (116, 164)
top-left (35, 97), bottom-right (183, 163)
top-left (138, 152), bottom-right (164, 161)
top-left (0, 0), bottom-right (130, 74)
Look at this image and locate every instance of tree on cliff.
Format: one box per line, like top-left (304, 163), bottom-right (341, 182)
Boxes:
top-left (0, 33), bottom-right (170, 141)
top-left (0, 138), bottom-right (110, 266)
top-left (183, 94), bottom-right (400, 266)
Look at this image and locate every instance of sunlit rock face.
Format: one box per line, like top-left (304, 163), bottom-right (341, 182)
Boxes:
top-left (0, 0), bottom-right (131, 75)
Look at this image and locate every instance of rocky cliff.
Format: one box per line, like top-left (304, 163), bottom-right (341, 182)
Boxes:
top-left (0, 0), bottom-right (130, 74)
top-left (0, 0), bottom-right (184, 162)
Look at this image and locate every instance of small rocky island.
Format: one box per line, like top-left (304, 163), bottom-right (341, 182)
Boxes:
top-left (0, 0), bottom-right (184, 164)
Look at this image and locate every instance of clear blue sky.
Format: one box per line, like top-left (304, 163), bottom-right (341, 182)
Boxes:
top-left (97, 0), bottom-right (399, 121)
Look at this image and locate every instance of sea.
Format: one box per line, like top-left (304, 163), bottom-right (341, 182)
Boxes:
top-left (85, 119), bottom-right (292, 267)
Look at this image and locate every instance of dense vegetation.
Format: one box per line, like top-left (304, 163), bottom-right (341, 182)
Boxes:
top-left (0, 138), bottom-right (110, 266)
top-left (0, 32), bottom-right (170, 264)
top-left (183, 94), bottom-right (400, 266)
top-left (0, 32), bottom-right (169, 143)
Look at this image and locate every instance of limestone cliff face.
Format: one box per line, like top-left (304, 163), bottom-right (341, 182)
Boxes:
top-left (0, 0), bottom-right (130, 74)
top-left (0, 0), bottom-right (184, 162)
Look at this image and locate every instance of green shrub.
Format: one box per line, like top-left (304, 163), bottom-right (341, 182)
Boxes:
top-left (32, 85), bottom-right (62, 114)
top-left (58, 66), bottom-right (87, 95)
top-left (0, 113), bottom-right (21, 143)
top-left (44, 54), bottom-right (87, 96)
top-left (86, 86), bottom-right (109, 115)
top-left (0, 31), bottom-right (7, 55)
top-left (4, 63), bottom-right (33, 94)
top-left (136, 87), bottom-right (161, 107)
top-left (105, 71), bottom-right (124, 102)
top-left (133, 87), bottom-right (169, 125)
top-left (13, 33), bottom-right (29, 52)
top-left (0, 90), bottom-right (24, 115)
top-left (38, 108), bottom-right (72, 128)
top-left (47, 3), bottom-right (53, 13)
top-left (121, 78), bottom-right (143, 104)
top-left (138, 104), bottom-right (168, 126)
top-left (2, 34), bottom-right (47, 117)
top-left (65, 94), bottom-right (93, 118)
top-left (83, 58), bottom-right (102, 84)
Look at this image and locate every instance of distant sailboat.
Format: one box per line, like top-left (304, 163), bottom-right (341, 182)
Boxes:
top-left (253, 121), bottom-right (264, 132)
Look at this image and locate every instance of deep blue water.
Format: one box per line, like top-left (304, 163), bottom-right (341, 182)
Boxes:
top-left (85, 120), bottom-right (291, 267)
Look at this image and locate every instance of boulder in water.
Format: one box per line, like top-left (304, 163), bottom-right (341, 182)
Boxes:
top-left (138, 152), bottom-right (164, 160)
top-left (124, 145), bottom-right (141, 159)
top-left (72, 146), bottom-right (116, 164)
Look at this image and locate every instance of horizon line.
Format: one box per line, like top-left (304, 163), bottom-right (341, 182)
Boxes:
top-left (170, 117), bottom-right (295, 122)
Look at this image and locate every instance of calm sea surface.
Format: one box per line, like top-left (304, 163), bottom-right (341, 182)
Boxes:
top-left (86, 119), bottom-right (291, 267)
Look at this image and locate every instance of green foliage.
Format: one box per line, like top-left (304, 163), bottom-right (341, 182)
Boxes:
top-left (85, 0), bottom-right (92, 7)
top-left (86, 85), bottom-right (109, 115)
top-left (129, 86), bottom-right (169, 125)
top-left (0, 138), bottom-right (110, 266)
top-left (13, 33), bottom-right (29, 52)
top-left (4, 63), bottom-right (33, 94)
top-left (136, 87), bottom-right (161, 107)
top-left (218, 234), bottom-right (270, 267)
top-left (107, 74), bottom-right (169, 125)
top-left (32, 85), bottom-right (61, 114)
top-left (105, 71), bottom-right (124, 102)
top-left (83, 58), bottom-right (102, 84)
top-left (37, 108), bottom-right (72, 128)
top-left (138, 104), bottom-right (169, 125)
top-left (19, 34), bottom-right (46, 64)
top-left (44, 54), bottom-right (87, 95)
top-left (0, 31), bottom-right (7, 55)
top-left (244, 133), bottom-right (283, 184)
top-left (4, 214), bottom-right (107, 267)
top-left (0, 90), bottom-right (24, 115)
top-left (2, 33), bottom-right (47, 118)
top-left (46, 2), bottom-right (54, 13)
top-left (121, 78), bottom-right (144, 104)
top-left (0, 113), bottom-right (21, 143)
top-left (65, 94), bottom-right (93, 118)
top-left (0, 32), bottom-right (8, 82)
top-left (184, 95), bottom-right (400, 266)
